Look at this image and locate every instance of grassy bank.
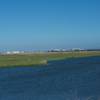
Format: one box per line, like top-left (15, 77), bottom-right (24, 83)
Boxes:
top-left (0, 51), bottom-right (100, 67)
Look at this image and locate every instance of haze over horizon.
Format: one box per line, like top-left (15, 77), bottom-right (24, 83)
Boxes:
top-left (0, 0), bottom-right (100, 51)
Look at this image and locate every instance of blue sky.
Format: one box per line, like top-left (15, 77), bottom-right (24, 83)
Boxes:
top-left (0, 0), bottom-right (100, 51)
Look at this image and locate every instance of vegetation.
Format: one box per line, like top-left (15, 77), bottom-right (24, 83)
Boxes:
top-left (0, 51), bottom-right (100, 67)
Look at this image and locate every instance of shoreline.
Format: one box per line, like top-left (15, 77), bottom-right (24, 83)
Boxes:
top-left (0, 51), bottom-right (100, 68)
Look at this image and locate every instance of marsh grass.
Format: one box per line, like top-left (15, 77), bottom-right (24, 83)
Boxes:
top-left (0, 51), bottom-right (100, 67)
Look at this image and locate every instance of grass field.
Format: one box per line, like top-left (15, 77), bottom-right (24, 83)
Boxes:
top-left (0, 51), bottom-right (100, 67)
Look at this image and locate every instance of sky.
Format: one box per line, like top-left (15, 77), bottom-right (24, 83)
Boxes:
top-left (0, 0), bottom-right (100, 51)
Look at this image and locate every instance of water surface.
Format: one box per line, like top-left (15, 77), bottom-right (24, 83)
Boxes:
top-left (0, 56), bottom-right (100, 100)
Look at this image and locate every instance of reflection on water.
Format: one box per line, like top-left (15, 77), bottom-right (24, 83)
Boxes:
top-left (0, 56), bottom-right (100, 100)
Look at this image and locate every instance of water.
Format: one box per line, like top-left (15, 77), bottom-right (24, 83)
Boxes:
top-left (0, 56), bottom-right (100, 100)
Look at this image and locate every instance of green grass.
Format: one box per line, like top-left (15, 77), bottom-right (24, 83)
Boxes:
top-left (0, 51), bottom-right (100, 67)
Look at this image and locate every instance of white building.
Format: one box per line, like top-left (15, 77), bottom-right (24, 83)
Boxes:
top-left (6, 51), bottom-right (21, 54)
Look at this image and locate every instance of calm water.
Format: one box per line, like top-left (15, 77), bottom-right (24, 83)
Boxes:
top-left (0, 56), bottom-right (100, 100)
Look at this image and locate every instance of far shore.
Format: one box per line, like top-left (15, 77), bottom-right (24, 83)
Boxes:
top-left (0, 51), bottom-right (100, 68)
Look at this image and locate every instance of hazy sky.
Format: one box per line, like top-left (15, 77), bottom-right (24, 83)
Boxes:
top-left (0, 0), bottom-right (100, 51)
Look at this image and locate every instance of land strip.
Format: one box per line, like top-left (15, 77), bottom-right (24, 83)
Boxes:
top-left (0, 51), bottom-right (100, 67)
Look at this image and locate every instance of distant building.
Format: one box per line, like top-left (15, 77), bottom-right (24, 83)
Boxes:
top-left (48, 49), bottom-right (67, 52)
top-left (72, 48), bottom-right (84, 51)
top-left (6, 51), bottom-right (24, 55)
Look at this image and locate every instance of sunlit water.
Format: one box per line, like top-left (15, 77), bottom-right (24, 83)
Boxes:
top-left (0, 56), bottom-right (100, 100)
